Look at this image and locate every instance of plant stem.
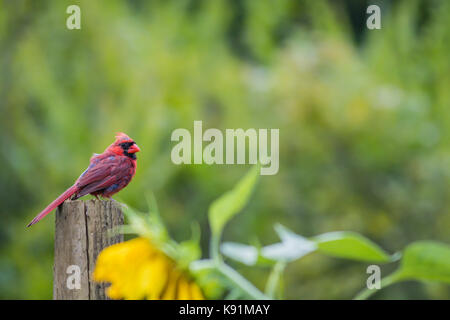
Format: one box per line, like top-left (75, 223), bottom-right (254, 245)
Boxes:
top-left (190, 259), bottom-right (215, 272)
top-left (210, 234), bottom-right (221, 263)
top-left (224, 288), bottom-right (242, 300)
top-left (265, 261), bottom-right (286, 298)
top-left (217, 262), bottom-right (271, 300)
top-left (207, 229), bottom-right (268, 300)
top-left (353, 273), bottom-right (399, 300)
top-left (190, 259), bottom-right (269, 300)
top-left (191, 259), bottom-right (269, 299)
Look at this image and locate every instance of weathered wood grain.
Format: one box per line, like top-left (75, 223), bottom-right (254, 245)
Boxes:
top-left (53, 199), bottom-right (124, 300)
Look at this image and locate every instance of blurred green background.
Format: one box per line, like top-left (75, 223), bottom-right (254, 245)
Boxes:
top-left (1, 0), bottom-right (449, 299)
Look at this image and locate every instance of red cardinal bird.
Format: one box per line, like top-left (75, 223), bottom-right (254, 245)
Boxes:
top-left (27, 133), bottom-right (140, 227)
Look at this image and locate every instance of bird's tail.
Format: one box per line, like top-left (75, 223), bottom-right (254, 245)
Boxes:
top-left (27, 185), bottom-right (79, 227)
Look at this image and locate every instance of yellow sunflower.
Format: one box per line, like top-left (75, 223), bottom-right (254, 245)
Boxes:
top-left (93, 237), bottom-right (204, 300)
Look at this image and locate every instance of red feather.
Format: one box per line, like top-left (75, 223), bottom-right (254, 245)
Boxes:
top-left (27, 134), bottom-right (139, 227)
top-left (26, 185), bottom-right (78, 227)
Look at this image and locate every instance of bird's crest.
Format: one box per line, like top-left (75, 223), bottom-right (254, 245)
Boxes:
top-left (115, 132), bottom-right (132, 143)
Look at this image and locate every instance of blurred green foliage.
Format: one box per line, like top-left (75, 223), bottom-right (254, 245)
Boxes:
top-left (0, 0), bottom-right (449, 299)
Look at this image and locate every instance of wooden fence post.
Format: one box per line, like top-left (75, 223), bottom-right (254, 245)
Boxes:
top-left (53, 199), bottom-right (124, 300)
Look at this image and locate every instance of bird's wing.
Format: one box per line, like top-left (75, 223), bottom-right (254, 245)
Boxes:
top-left (75, 155), bottom-right (130, 197)
top-left (77, 157), bottom-right (113, 186)
top-left (75, 176), bottom-right (118, 198)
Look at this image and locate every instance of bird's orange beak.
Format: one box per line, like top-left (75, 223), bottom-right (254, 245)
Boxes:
top-left (128, 144), bottom-right (141, 154)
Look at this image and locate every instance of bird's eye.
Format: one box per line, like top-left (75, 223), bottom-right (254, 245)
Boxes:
top-left (119, 142), bottom-right (134, 149)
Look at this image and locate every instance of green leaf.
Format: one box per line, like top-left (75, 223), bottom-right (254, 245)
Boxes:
top-left (177, 239), bottom-right (202, 268)
top-left (221, 242), bottom-right (258, 266)
top-left (313, 231), bottom-right (391, 262)
top-left (354, 241), bottom-right (450, 300)
top-left (120, 204), bottom-right (153, 239)
top-left (175, 222), bottom-right (202, 268)
top-left (395, 241), bottom-right (450, 283)
top-left (261, 224), bottom-right (316, 262)
top-left (208, 165), bottom-right (260, 237)
top-left (189, 260), bottom-right (227, 300)
top-left (221, 225), bottom-right (317, 265)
